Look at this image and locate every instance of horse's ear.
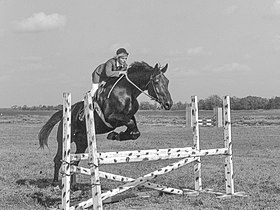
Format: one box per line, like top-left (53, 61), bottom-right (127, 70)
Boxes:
top-left (161, 64), bottom-right (168, 73)
top-left (154, 63), bottom-right (159, 69)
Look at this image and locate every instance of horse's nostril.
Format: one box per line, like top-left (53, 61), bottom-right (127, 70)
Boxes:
top-left (165, 103), bottom-right (171, 109)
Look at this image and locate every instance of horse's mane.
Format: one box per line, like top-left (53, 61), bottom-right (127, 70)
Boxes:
top-left (128, 62), bottom-right (153, 74)
top-left (126, 62), bottom-right (155, 83)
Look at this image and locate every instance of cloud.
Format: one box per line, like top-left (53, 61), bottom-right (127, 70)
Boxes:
top-left (19, 55), bottom-right (43, 62)
top-left (15, 12), bottom-right (66, 33)
top-left (187, 47), bottom-right (204, 56)
top-left (0, 75), bottom-right (10, 82)
top-left (169, 67), bottom-right (199, 78)
top-left (272, 34), bottom-right (280, 51)
top-left (223, 5), bottom-right (238, 15)
top-left (209, 63), bottom-right (251, 73)
top-left (270, 0), bottom-right (280, 15)
top-left (167, 49), bottom-right (182, 57)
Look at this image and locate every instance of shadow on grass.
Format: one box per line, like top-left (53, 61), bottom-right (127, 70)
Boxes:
top-left (15, 178), bottom-right (152, 207)
top-left (15, 178), bottom-right (96, 208)
top-left (29, 192), bottom-right (61, 207)
top-left (16, 178), bottom-right (53, 188)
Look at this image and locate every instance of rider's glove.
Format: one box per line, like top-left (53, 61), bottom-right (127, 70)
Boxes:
top-left (119, 71), bottom-right (127, 76)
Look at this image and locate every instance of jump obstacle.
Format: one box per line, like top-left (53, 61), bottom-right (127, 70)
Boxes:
top-left (60, 93), bottom-right (247, 210)
top-left (186, 105), bottom-right (223, 127)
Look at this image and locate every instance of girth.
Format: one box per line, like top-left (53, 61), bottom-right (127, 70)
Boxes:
top-left (77, 100), bottom-right (113, 129)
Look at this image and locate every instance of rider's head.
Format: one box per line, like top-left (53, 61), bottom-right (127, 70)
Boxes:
top-left (116, 48), bottom-right (129, 66)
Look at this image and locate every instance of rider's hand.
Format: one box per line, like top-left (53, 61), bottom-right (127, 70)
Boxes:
top-left (89, 89), bottom-right (95, 97)
top-left (122, 62), bottom-right (128, 68)
top-left (119, 71), bottom-right (127, 76)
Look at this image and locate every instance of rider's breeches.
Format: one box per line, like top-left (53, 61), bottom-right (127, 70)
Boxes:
top-left (90, 83), bottom-right (99, 97)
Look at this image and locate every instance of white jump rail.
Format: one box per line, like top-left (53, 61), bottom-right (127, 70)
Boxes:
top-left (186, 106), bottom-right (223, 127)
top-left (60, 94), bottom-right (247, 210)
top-left (61, 93), bottom-right (71, 210)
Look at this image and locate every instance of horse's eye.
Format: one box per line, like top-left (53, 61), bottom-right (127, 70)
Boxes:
top-left (154, 78), bottom-right (160, 83)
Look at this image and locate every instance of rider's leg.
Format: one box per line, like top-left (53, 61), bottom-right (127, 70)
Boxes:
top-left (90, 83), bottom-right (99, 97)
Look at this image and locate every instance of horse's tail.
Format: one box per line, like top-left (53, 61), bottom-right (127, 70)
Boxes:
top-left (38, 110), bottom-right (63, 148)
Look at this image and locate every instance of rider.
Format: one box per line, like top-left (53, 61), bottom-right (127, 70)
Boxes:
top-left (90, 48), bottom-right (129, 96)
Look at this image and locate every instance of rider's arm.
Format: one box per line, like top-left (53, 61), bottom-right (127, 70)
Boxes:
top-left (104, 60), bottom-right (120, 78)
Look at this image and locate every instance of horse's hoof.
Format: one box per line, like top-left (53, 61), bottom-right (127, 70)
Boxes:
top-left (53, 185), bottom-right (61, 192)
top-left (118, 131), bottom-right (131, 141)
top-left (131, 131), bottom-right (140, 140)
top-left (70, 183), bottom-right (80, 191)
top-left (107, 131), bottom-right (119, 140)
top-left (52, 181), bottom-right (60, 188)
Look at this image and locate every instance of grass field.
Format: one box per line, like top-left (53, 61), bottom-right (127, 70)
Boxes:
top-left (0, 109), bottom-right (280, 210)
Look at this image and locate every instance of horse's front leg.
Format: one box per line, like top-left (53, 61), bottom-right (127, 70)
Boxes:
top-left (106, 114), bottom-right (140, 141)
top-left (118, 116), bottom-right (140, 141)
top-left (127, 116), bottom-right (140, 139)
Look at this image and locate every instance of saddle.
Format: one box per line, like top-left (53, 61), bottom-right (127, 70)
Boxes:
top-left (93, 81), bottom-right (106, 101)
top-left (77, 83), bottom-right (113, 129)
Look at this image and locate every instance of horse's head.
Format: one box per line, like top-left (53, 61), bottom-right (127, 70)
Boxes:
top-left (147, 63), bottom-right (173, 110)
top-left (126, 61), bottom-right (173, 110)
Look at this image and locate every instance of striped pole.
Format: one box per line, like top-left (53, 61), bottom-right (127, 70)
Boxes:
top-left (60, 94), bottom-right (245, 209)
top-left (223, 96), bottom-right (234, 194)
top-left (61, 93), bottom-right (71, 210)
top-left (191, 96), bottom-right (202, 191)
top-left (72, 157), bottom-right (198, 209)
top-left (186, 103), bottom-right (192, 127)
top-left (198, 119), bottom-right (213, 126)
top-left (214, 107), bottom-right (223, 127)
top-left (84, 92), bottom-right (103, 210)
top-left (71, 147), bottom-right (228, 167)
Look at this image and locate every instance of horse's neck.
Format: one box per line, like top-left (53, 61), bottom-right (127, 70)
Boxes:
top-left (128, 72), bottom-right (151, 91)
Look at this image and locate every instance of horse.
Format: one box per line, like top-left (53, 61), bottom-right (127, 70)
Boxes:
top-left (38, 61), bottom-right (173, 185)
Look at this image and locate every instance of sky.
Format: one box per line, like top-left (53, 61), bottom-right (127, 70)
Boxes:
top-left (1, 0), bottom-right (280, 108)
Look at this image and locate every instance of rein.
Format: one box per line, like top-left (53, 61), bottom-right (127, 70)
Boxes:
top-left (107, 74), bottom-right (159, 102)
top-left (125, 74), bottom-right (159, 102)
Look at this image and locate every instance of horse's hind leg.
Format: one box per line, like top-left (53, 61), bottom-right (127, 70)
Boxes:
top-left (71, 132), bottom-right (88, 185)
top-left (53, 121), bottom-right (63, 186)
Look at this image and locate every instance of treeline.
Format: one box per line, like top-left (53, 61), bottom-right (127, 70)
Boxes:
top-left (10, 95), bottom-right (280, 111)
top-left (139, 95), bottom-right (280, 110)
top-left (198, 95), bottom-right (280, 110)
top-left (11, 104), bottom-right (63, 110)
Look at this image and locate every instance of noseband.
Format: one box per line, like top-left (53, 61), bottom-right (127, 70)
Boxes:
top-left (124, 74), bottom-right (160, 103)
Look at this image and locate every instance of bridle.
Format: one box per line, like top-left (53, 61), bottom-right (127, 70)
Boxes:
top-left (124, 73), bottom-right (161, 103)
top-left (107, 73), bottom-right (161, 103)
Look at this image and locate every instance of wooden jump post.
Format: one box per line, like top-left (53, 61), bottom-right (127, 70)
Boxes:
top-left (60, 94), bottom-right (246, 210)
top-left (186, 105), bottom-right (223, 127)
top-left (61, 93), bottom-right (71, 210)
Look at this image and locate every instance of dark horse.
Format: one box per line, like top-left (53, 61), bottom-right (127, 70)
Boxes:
top-left (38, 61), bottom-right (173, 185)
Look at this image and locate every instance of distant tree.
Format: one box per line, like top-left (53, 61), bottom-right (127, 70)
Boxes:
top-left (9, 95), bottom-right (280, 111)
top-left (54, 104), bottom-right (63, 110)
top-left (230, 97), bottom-right (242, 110)
top-left (11, 105), bottom-right (20, 109)
top-left (46, 105), bottom-right (54, 110)
top-left (198, 95), bottom-right (222, 110)
top-left (22, 105), bottom-right (28, 110)
top-left (139, 101), bottom-right (157, 110)
top-left (198, 99), bottom-right (206, 110)
top-left (239, 96), bottom-right (268, 110)
top-left (274, 97), bottom-right (280, 109)
top-left (267, 97), bottom-right (280, 109)
top-left (171, 101), bottom-right (186, 110)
